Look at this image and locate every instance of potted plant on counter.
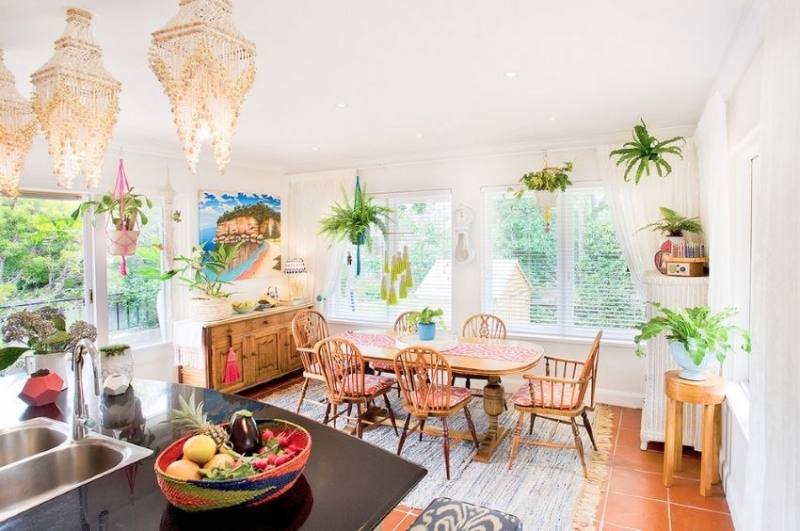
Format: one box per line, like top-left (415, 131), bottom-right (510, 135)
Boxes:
top-left (513, 160), bottom-right (573, 231)
top-left (163, 244), bottom-right (240, 322)
top-left (634, 303), bottom-right (751, 381)
top-left (0, 306), bottom-right (97, 386)
top-left (640, 206), bottom-right (703, 259)
top-left (408, 307), bottom-right (444, 341)
top-left (99, 343), bottom-right (133, 395)
top-left (609, 119), bottom-right (685, 184)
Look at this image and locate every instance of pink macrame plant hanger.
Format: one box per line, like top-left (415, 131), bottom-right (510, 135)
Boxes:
top-left (109, 158), bottom-right (137, 276)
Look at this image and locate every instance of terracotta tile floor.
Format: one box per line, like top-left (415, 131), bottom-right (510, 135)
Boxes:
top-left (596, 406), bottom-right (733, 531)
top-left (244, 382), bottom-right (733, 531)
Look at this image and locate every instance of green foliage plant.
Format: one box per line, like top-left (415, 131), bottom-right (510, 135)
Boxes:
top-left (407, 307), bottom-right (444, 327)
top-left (634, 302), bottom-right (751, 366)
top-left (71, 189), bottom-right (153, 230)
top-left (640, 207), bottom-right (702, 237)
top-left (513, 161), bottom-right (573, 198)
top-left (99, 343), bottom-right (131, 356)
top-left (609, 119), bottom-right (685, 184)
top-left (163, 244), bottom-right (241, 299)
top-left (319, 185), bottom-right (392, 249)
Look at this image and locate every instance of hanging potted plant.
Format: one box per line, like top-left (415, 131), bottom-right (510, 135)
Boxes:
top-left (319, 175), bottom-right (392, 275)
top-left (513, 160), bottom-right (573, 230)
top-left (407, 307), bottom-right (444, 341)
top-left (72, 189), bottom-right (152, 258)
top-left (163, 244), bottom-right (240, 322)
top-left (634, 303), bottom-right (751, 381)
top-left (609, 119), bottom-right (685, 184)
top-left (71, 159), bottom-right (150, 277)
top-left (0, 306), bottom-right (97, 387)
top-left (640, 206), bottom-right (702, 253)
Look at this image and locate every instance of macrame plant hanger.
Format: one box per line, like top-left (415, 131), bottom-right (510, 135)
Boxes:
top-left (353, 174), bottom-right (365, 276)
top-left (111, 153), bottom-right (134, 276)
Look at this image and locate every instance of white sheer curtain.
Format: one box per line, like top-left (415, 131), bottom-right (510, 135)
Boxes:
top-left (596, 142), bottom-right (701, 291)
top-left (287, 169), bottom-right (356, 309)
top-left (743, 1), bottom-right (800, 528)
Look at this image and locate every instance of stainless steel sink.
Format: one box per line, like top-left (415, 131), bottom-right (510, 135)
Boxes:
top-left (0, 418), bottom-right (152, 521)
top-left (0, 423), bottom-right (68, 467)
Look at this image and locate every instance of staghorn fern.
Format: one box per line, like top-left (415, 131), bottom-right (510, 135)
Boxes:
top-left (610, 119), bottom-right (685, 184)
top-left (319, 185), bottom-right (392, 249)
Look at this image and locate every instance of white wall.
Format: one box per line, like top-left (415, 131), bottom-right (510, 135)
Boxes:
top-left (15, 137), bottom-right (289, 382)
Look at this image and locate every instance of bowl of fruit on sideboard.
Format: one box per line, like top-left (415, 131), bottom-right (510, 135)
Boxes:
top-left (155, 395), bottom-right (312, 512)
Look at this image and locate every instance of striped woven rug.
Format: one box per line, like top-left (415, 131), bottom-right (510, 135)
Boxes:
top-left (260, 382), bottom-right (612, 530)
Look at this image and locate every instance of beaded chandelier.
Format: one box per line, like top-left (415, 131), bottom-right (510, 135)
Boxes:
top-left (0, 50), bottom-right (37, 198)
top-left (31, 8), bottom-right (121, 190)
top-left (149, 0), bottom-right (257, 174)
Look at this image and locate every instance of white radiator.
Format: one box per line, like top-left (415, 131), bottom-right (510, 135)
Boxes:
top-left (640, 272), bottom-right (710, 450)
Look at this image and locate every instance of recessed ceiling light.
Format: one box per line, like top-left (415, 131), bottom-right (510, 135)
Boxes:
top-left (504, 71), bottom-right (518, 78)
top-left (336, 102), bottom-right (347, 108)
top-left (311, 146), bottom-right (320, 152)
top-left (548, 116), bottom-right (557, 122)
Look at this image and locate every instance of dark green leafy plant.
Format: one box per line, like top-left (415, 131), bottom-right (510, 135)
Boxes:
top-left (513, 161), bottom-right (574, 197)
top-left (609, 120), bottom-right (685, 184)
top-left (640, 207), bottom-right (702, 237)
top-left (319, 185), bottom-right (392, 248)
top-left (99, 344), bottom-right (130, 356)
top-left (634, 303), bottom-right (751, 365)
top-left (407, 307), bottom-right (444, 327)
top-left (162, 244), bottom-right (241, 299)
top-left (71, 190), bottom-right (153, 230)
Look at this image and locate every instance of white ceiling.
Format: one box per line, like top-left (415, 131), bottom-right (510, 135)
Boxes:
top-left (1, 0), bottom-right (748, 173)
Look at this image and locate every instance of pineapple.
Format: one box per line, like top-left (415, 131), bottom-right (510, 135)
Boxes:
top-left (171, 393), bottom-right (229, 448)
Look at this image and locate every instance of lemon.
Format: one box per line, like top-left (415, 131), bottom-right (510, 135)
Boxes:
top-left (165, 459), bottom-right (202, 480)
top-left (204, 453), bottom-right (235, 470)
top-left (182, 434), bottom-right (217, 465)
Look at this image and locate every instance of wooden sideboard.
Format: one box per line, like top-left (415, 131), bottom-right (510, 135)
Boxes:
top-left (173, 303), bottom-right (313, 393)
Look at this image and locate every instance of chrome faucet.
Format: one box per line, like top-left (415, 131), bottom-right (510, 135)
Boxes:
top-left (72, 339), bottom-right (100, 440)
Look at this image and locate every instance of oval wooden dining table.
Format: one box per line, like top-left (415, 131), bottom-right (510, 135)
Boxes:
top-left (338, 331), bottom-right (545, 463)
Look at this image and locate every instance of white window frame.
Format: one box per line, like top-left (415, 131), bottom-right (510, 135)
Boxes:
top-left (481, 181), bottom-right (642, 342)
top-left (325, 188), bottom-right (453, 328)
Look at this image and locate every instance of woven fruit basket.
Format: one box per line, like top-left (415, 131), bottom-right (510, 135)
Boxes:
top-left (155, 419), bottom-right (311, 512)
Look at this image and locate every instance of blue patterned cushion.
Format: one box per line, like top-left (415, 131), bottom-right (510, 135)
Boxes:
top-left (410, 497), bottom-right (523, 530)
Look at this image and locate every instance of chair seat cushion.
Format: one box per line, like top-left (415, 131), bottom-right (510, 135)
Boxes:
top-left (407, 384), bottom-right (472, 409)
top-left (372, 360), bottom-right (395, 372)
top-left (512, 380), bottom-right (578, 410)
top-left (343, 374), bottom-right (395, 396)
top-left (410, 497), bottom-right (523, 531)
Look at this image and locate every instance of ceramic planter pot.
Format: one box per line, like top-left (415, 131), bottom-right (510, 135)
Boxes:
top-left (25, 353), bottom-right (69, 390)
top-left (107, 230), bottom-right (140, 256)
top-left (418, 323), bottom-right (436, 341)
top-left (670, 341), bottom-right (712, 381)
top-left (100, 346), bottom-right (134, 396)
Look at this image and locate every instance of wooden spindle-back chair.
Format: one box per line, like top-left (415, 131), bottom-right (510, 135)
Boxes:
top-left (457, 313), bottom-right (507, 391)
top-left (315, 337), bottom-right (398, 438)
top-left (290, 309), bottom-right (330, 413)
top-left (393, 346), bottom-right (479, 479)
top-left (372, 311), bottom-right (420, 378)
top-left (507, 331), bottom-right (603, 477)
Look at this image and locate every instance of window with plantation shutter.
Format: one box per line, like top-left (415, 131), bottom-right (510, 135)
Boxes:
top-left (482, 185), bottom-right (643, 340)
top-left (327, 190), bottom-right (452, 326)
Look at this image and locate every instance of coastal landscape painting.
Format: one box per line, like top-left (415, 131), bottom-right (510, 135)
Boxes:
top-left (198, 191), bottom-right (282, 282)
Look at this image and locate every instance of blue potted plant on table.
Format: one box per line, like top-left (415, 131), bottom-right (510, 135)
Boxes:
top-left (408, 307), bottom-right (444, 341)
top-left (634, 303), bottom-right (751, 381)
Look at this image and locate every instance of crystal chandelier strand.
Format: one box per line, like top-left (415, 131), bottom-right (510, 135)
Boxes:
top-left (0, 49), bottom-right (37, 198)
top-left (31, 8), bottom-right (121, 190)
top-left (150, 0), bottom-right (256, 174)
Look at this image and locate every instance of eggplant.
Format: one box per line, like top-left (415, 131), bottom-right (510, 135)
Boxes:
top-left (229, 409), bottom-right (261, 455)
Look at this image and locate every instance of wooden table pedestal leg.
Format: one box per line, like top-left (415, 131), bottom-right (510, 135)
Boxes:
top-left (473, 376), bottom-right (508, 463)
top-left (664, 398), bottom-right (676, 487)
top-left (700, 404), bottom-right (718, 496)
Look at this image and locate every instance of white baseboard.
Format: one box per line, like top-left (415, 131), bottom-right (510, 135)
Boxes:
top-left (596, 388), bottom-right (644, 409)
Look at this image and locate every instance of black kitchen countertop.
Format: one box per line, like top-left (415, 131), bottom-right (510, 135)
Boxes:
top-left (0, 375), bottom-right (426, 531)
